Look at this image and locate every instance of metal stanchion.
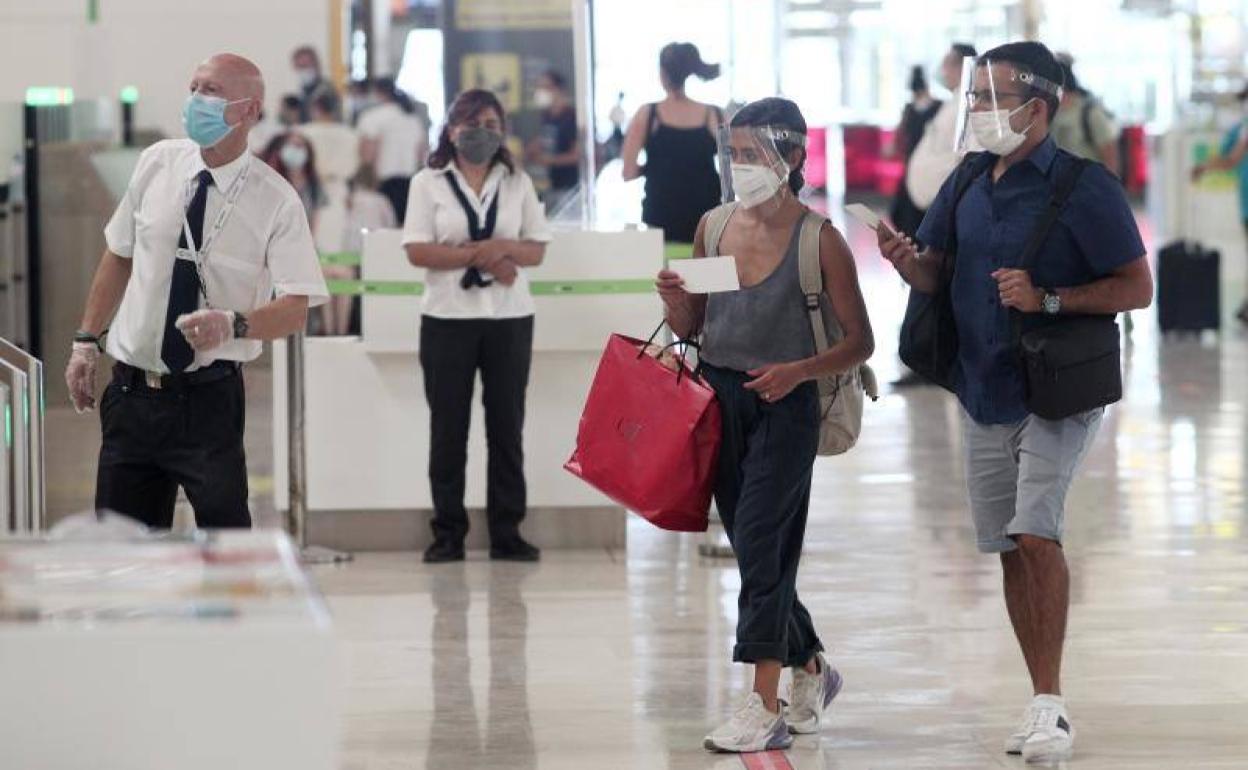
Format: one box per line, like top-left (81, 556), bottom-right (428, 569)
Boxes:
top-left (0, 337), bottom-right (43, 534)
top-left (285, 332), bottom-right (351, 564)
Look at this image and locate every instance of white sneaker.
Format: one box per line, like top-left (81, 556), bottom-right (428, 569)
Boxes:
top-left (1009, 695), bottom-right (1075, 762)
top-left (703, 693), bottom-right (794, 753)
top-left (786, 653), bottom-right (844, 734)
top-left (1004, 703), bottom-right (1036, 754)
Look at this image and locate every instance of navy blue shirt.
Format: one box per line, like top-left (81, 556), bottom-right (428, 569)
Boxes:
top-left (916, 136), bottom-right (1145, 425)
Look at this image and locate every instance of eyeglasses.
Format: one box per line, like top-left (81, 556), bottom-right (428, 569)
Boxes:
top-left (964, 90), bottom-right (1031, 109)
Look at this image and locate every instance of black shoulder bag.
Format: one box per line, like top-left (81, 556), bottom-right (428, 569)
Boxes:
top-left (1012, 157), bottom-right (1122, 420)
top-left (898, 152), bottom-right (993, 391)
top-left (444, 173), bottom-right (500, 290)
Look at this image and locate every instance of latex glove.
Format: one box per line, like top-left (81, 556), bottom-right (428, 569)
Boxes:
top-left (175, 309), bottom-right (236, 352)
top-left (66, 342), bottom-right (100, 414)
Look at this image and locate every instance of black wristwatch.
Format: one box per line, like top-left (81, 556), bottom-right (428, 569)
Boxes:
top-left (73, 330), bottom-right (105, 353)
top-left (233, 312), bottom-right (250, 339)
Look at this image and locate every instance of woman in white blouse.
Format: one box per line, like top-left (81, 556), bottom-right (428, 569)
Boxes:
top-left (402, 89), bottom-right (552, 564)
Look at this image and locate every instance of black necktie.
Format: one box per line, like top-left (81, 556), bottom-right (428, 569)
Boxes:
top-left (161, 169), bottom-right (213, 373)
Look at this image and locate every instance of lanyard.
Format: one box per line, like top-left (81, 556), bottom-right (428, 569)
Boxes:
top-left (178, 156), bottom-right (252, 306)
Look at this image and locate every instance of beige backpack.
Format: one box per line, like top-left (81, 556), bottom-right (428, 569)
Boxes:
top-left (704, 203), bottom-right (878, 455)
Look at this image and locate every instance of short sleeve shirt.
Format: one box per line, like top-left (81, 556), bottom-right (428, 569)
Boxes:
top-left (104, 139), bottom-right (329, 372)
top-left (401, 162), bottom-right (552, 320)
top-left (916, 137), bottom-right (1145, 425)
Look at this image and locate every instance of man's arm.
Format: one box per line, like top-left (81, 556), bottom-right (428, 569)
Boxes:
top-left (1055, 256), bottom-right (1153, 313)
top-left (245, 294), bottom-right (310, 340)
top-left (994, 256), bottom-right (1153, 315)
top-left (78, 250), bottom-right (133, 335)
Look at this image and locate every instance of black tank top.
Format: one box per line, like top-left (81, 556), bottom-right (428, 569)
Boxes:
top-left (641, 103), bottom-right (722, 243)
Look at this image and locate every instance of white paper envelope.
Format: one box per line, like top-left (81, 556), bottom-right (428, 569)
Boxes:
top-left (677, 256), bottom-right (740, 294)
top-left (844, 203), bottom-right (883, 230)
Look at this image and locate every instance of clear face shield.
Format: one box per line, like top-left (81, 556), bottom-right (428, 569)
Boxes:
top-left (717, 124), bottom-right (805, 208)
top-left (953, 56), bottom-right (1062, 155)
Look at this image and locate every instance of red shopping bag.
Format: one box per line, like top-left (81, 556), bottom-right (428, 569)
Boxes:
top-left (564, 333), bottom-right (721, 532)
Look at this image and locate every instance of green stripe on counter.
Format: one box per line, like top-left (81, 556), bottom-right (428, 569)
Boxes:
top-left (320, 252), bottom-right (362, 267)
top-left (664, 243), bottom-right (694, 260)
top-left (326, 279), bottom-right (656, 297)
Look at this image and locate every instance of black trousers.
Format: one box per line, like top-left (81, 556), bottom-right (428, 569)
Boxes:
top-left (95, 363), bottom-right (250, 529)
top-left (380, 176), bottom-right (411, 225)
top-left (702, 364), bottom-right (824, 666)
top-left (420, 315), bottom-right (533, 545)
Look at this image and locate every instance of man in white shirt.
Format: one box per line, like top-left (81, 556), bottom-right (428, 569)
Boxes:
top-left (905, 43), bottom-right (978, 214)
top-left (65, 53), bottom-right (329, 529)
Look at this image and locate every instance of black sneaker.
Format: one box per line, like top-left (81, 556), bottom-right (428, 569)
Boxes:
top-left (423, 539), bottom-right (465, 564)
top-left (490, 536), bottom-right (541, 562)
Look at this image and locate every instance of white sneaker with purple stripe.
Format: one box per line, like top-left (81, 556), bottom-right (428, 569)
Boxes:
top-left (786, 653), bottom-right (844, 734)
top-left (703, 693), bottom-right (794, 753)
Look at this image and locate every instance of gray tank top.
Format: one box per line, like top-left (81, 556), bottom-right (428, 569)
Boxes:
top-left (700, 217), bottom-right (816, 372)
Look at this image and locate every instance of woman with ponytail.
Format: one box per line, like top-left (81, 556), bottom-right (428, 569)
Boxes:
top-left (621, 42), bottom-right (725, 243)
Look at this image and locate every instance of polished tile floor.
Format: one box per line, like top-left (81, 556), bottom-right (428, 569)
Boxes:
top-left (306, 329), bottom-right (1248, 770)
top-left (42, 225), bottom-right (1248, 768)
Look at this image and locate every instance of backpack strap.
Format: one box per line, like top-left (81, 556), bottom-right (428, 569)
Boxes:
top-left (797, 211), bottom-right (838, 399)
top-left (1009, 156), bottom-right (1091, 343)
top-left (703, 202), bottom-right (738, 258)
top-left (797, 210), bottom-right (830, 353)
top-left (797, 210), bottom-right (880, 401)
top-left (1017, 156), bottom-right (1090, 273)
top-left (1080, 99), bottom-right (1097, 151)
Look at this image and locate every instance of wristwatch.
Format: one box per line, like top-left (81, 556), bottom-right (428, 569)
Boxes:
top-left (73, 330), bottom-right (105, 353)
top-left (232, 311), bottom-right (250, 339)
top-left (1041, 290), bottom-right (1062, 316)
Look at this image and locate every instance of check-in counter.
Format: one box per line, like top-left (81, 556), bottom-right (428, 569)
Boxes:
top-left (272, 226), bottom-right (664, 551)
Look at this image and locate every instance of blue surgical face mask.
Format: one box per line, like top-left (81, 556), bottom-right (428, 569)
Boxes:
top-left (182, 93), bottom-right (249, 148)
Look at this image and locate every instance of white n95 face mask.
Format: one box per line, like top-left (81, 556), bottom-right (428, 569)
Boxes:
top-left (969, 100), bottom-right (1036, 156)
top-left (731, 163), bottom-right (787, 209)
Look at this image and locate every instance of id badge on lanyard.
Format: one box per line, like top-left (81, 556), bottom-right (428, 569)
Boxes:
top-left (177, 157), bottom-right (252, 308)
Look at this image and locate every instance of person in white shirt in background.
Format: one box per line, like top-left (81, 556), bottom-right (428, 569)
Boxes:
top-left (893, 42), bottom-right (976, 389)
top-left (905, 43), bottom-right (979, 215)
top-left (402, 89), bottom-right (551, 564)
top-left (65, 53), bottom-right (328, 530)
top-left (247, 94), bottom-right (302, 156)
top-left (359, 77), bottom-right (428, 223)
top-left (300, 92), bottom-right (362, 334)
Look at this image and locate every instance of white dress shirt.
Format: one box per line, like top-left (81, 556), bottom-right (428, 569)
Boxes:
top-left (401, 163), bottom-right (552, 320)
top-left (905, 99), bottom-right (963, 210)
top-left (357, 102), bottom-right (427, 180)
top-left (104, 138), bottom-right (329, 372)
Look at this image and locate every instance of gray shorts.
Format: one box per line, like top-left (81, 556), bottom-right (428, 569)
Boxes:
top-left (961, 408), bottom-right (1103, 553)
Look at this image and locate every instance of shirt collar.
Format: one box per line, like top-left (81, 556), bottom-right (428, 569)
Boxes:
top-left (438, 161), bottom-right (509, 198)
top-left (1024, 135), bottom-right (1058, 175)
top-left (187, 145), bottom-right (251, 190)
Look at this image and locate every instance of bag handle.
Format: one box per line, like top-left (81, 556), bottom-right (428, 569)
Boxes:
top-left (1009, 157), bottom-right (1090, 345)
top-left (637, 320), bottom-right (704, 385)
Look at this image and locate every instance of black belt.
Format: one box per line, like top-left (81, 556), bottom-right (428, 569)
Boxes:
top-left (113, 360), bottom-right (240, 391)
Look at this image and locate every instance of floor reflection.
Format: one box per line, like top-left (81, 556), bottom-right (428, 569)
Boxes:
top-left (426, 563), bottom-right (536, 769)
